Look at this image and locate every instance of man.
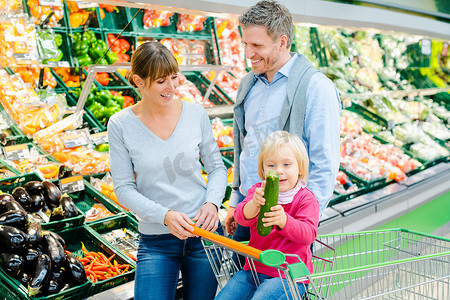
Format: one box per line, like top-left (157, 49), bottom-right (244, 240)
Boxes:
top-left (224, 0), bottom-right (341, 244)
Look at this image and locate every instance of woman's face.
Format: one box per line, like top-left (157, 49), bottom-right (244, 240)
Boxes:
top-left (140, 73), bottom-right (179, 106)
top-left (263, 144), bottom-right (300, 192)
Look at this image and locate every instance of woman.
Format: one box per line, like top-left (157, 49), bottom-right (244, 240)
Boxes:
top-left (108, 41), bottom-right (227, 300)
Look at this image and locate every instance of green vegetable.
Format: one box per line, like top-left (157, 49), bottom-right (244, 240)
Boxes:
top-left (256, 170), bottom-right (279, 237)
top-left (111, 94), bottom-right (124, 107)
top-left (77, 54), bottom-right (92, 67)
top-left (106, 51), bottom-right (118, 64)
top-left (70, 32), bottom-right (81, 43)
top-left (89, 40), bottom-right (107, 60)
top-left (81, 30), bottom-right (97, 45)
top-left (104, 105), bottom-right (121, 118)
top-left (74, 40), bottom-right (89, 56)
top-left (95, 90), bottom-right (112, 105)
top-left (54, 33), bottom-right (63, 47)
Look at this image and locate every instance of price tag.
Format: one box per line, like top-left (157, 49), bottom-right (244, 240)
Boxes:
top-left (38, 0), bottom-right (63, 6)
top-left (421, 39), bottom-right (431, 55)
top-left (90, 131), bottom-right (108, 145)
top-left (60, 132), bottom-right (90, 148)
top-left (60, 175), bottom-right (85, 194)
top-left (76, 1), bottom-right (98, 8)
top-left (3, 144), bottom-right (30, 161)
top-left (442, 42), bottom-right (449, 57)
top-left (13, 53), bottom-right (38, 64)
top-left (47, 61), bottom-right (70, 67)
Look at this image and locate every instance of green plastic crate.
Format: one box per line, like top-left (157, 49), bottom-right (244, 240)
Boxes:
top-left (183, 71), bottom-right (233, 106)
top-left (64, 0), bottom-right (101, 30)
top-left (328, 173), bottom-right (369, 207)
top-left (99, 6), bottom-right (133, 32)
top-left (0, 266), bottom-right (91, 300)
top-left (67, 180), bottom-right (127, 224)
top-left (57, 225), bottom-right (135, 296)
top-left (87, 214), bottom-right (138, 266)
top-left (0, 172), bottom-right (85, 231)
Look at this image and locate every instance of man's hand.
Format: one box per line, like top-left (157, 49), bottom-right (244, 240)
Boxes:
top-left (224, 207), bottom-right (236, 235)
top-left (193, 202), bottom-right (219, 232)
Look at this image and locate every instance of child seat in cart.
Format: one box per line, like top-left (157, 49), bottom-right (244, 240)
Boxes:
top-left (193, 227), bottom-right (450, 300)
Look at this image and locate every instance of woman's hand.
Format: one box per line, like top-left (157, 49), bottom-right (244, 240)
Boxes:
top-left (164, 210), bottom-right (195, 240)
top-left (262, 205), bottom-right (287, 230)
top-left (193, 202), bottom-right (219, 232)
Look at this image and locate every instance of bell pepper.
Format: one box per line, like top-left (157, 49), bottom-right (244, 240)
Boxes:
top-left (95, 90), bottom-right (113, 106)
top-left (65, 80), bottom-right (80, 88)
top-left (105, 51), bottom-right (118, 65)
top-left (119, 39), bottom-right (130, 53)
top-left (74, 40), bottom-right (89, 56)
top-left (54, 33), bottom-right (63, 48)
top-left (95, 73), bottom-right (110, 86)
top-left (96, 57), bottom-right (108, 65)
top-left (99, 4), bottom-right (118, 13)
top-left (99, 8), bottom-right (105, 20)
top-left (89, 40), bottom-right (107, 60)
top-left (104, 105), bottom-right (122, 118)
top-left (67, 0), bottom-right (80, 13)
top-left (116, 53), bottom-right (130, 63)
top-left (69, 11), bottom-right (89, 28)
top-left (77, 54), bottom-right (92, 67)
top-left (123, 96), bottom-right (135, 108)
top-left (43, 49), bottom-right (63, 63)
top-left (70, 32), bottom-right (82, 43)
top-left (85, 92), bottom-right (95, 107)
top-left (82, 30), bottom-right (97, 45)
top-left (111, 94), bottom-right (124, 107)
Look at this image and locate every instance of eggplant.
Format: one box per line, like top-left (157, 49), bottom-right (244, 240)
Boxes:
top-left (29, 194), bottom-right (45, 213)
top-left (28, 253), bottom-right (52, 297)
top-left (63, 253), bottom-right (86, 286)
top-left (0, 210), bottom-right (29, 230)
top-left (42, 181), bottom-right (61, 208)
top-left (49, 206), bottom-right (64, 222)
top-left (45, 279), bottom-right (62, 295)
top-left (0, 225), bottom-right (27, 251)
top-left (60, 194), bottom-right (78, 218)
top-left (27, 222), bottom-right (43, 249)
top-left (18, 272), bottom-right (32, 285)
top-left (29, 213), bottom-right (45, 223)
top-left (0, 252), bottom-right (25, 276)
top-left (4, 199), bottom-right (25, 212)
top-left (12, 187), bottom-right (33, 211)
top-left (0, 193), bottom-right (15, 213)
top-left (42, 230), bottom-right (65, 249)
top-left (23, 248), bottom-right (39, 270)
top-left (51, 268), bottom-right (65, 284)
top-left (43, 232), bottom-right (65, 267)
top-left (23, 181), bottom-right (44, 195)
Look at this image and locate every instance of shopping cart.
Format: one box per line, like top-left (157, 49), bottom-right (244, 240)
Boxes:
top-left (306, 229), bottom-right (450, 299)
top-left (194, 227), bottom-right (450, 300)
top-left (192, 226), bottom-right (336, 300)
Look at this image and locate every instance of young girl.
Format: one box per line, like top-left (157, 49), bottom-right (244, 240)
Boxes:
top-left (215, 130), bottom-right (319, 300)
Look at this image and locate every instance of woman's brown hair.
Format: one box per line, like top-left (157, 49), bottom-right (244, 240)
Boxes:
top-left (126, 41), bottom-right (179, 88)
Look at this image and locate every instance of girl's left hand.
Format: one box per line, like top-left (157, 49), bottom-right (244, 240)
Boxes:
top-left (262, 205), bottom-right (287, 230)
top-left (193, 202), bottom-right (219, 232)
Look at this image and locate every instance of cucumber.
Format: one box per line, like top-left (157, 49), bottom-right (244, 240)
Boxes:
top-left (256, 170), bottom-right (279, 237)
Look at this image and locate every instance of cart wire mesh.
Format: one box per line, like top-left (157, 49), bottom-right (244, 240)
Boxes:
top-left (305, 229), bottom-right (450, 299)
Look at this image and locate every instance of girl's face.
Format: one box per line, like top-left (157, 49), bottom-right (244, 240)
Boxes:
top-left (140, 73), bottom-right (179, 106)
top-left (263, 144), bottom-right (300, 192)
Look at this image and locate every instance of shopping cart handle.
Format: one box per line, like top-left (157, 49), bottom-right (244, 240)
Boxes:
top-left (191, 226), bottom-right (286, 267)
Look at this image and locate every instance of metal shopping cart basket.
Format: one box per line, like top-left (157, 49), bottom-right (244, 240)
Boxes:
top-left (306, 228), bottom-right (450, 299)
top-left (192, 226), bottom-right (336, 300)
top-left (194, 227), bottom-right (450, 299)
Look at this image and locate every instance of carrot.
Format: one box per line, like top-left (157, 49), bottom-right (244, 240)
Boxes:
top-left (126, 252), bottom-right (137, 261)
top-left (81, 242), bottom-right (88, 255)
top-left (107, 253), bottom-right (115, 263)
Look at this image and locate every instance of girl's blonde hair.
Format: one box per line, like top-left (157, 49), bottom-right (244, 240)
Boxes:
top-left (257, 131), bottom-right (309, 181)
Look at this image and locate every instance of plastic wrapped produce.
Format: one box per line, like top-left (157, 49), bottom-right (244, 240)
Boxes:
top-left (177, 14), bottom-right (206, 32)
top-left (142, 9), bottom-right (173, 28)
top-left (211, 118), bottom-right (233, 148)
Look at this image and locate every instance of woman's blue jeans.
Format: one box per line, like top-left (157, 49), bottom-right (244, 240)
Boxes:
top-left (134, 226), bottom-right (223, 300)
top-left (215, 269), bottom-right (307, 300)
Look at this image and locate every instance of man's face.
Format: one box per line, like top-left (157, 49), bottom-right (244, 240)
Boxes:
top-left (242, 26), bottom-right (283, 77)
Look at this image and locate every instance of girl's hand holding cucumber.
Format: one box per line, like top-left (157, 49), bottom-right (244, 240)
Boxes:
top-left (261, 205), bottom-right (287, 230)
